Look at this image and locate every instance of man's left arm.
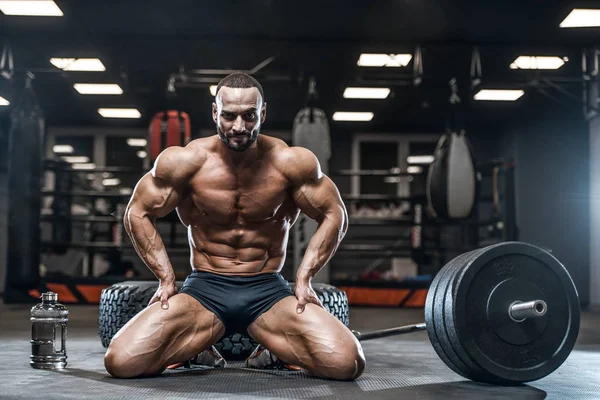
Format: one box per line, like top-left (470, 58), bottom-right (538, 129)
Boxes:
top-left (284, 147), bottom-right (349, 313)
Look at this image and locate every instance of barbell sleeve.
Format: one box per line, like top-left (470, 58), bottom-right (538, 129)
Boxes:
top-left (509, 300), bottom-right (547, 321)
top-left (353, 323), bottom-right (427, 341)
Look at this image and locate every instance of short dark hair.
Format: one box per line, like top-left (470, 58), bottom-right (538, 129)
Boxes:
top-left (215, 72), bottom-right (264, 101)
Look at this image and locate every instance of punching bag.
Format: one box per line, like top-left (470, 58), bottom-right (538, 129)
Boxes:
top-left (5, 73), bottom-right (44, 300)
top-left (148, 110), bottom-right (191, 161)
top-left (426, 131), bottom-right (478, 220)
top-left (292, 107), bottom-right (331, 173)
top-left (292, 106), bottom-right (331, 283)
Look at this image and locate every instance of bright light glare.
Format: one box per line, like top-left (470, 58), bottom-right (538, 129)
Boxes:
top-left (127, 138), bottom-right (147, 147)
top-left (74, 84), bottom-right (123, 95)
top-left (560, 9), bottom-right (600, 28)
top-left (343, 87), bottom-right (391, 99)
top-left (53, 145), bottom-right (74, 154)
top-left (474, 89), bottom-right (525, 101)
top-left (357, 53), bottom-right (413, 67)
top-left (332, 112), bottom-right (374, 121)
top-left (50, 58), bottom-right (106, 71)
top-left (98, 108), bottom-right (141, 119)
top-left (407, 155), bottom-right (434, 164)
top-left (510, 56), bottom-right (566, 70)
top-left (0, 1), bottom-right (63, 16)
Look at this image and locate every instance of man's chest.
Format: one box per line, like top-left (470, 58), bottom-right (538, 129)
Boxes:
top-left (188, 164), bottom-right (293, 222)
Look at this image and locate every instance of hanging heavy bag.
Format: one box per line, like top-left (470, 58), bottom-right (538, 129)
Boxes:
top-left (6, 73), bottom-right (45, 297)
top-left (148, 110), bottom-right (191, 162)
top-left (426, 131), bottom-right (478, 220)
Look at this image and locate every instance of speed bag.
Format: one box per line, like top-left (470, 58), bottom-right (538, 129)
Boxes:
top-left (149, 110), bottom-right (191, 161)
top-left (426, 132), bottom-right (478, 220)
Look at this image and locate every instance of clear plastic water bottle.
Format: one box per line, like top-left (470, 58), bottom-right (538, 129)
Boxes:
top-left (30, 292), bottom-right (68, 369)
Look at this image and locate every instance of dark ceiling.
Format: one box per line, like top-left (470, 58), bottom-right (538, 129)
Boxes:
top-left (1, 0), bottom-right (599, 133)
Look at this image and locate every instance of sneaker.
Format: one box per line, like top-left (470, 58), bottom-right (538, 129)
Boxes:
top-left (166, 346), bottom-right (227, 370)
top-left (244, 345), bottom-right (301, 371)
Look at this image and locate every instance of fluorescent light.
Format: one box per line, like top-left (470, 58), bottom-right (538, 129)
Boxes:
top-left (343, 87), bottom-right (391, 99)
top-left (210, 85), bottom-right (218, 96)
top-left (407, 155), bottom-right (434, 164)
top-left (102, 178), bottom-right (121, 186)
top-left (0, 96), bottom-right (9, 106)
top-left (0, 1), bottom-right (63, 16)
top-left (560, 8), bottom-right (600, 28)
top-left (52, 145), bottom-right (74, 154)
top-left (509, 56), bottom-right (567, 70)
top-left (61, 156), bottom-right (90, 163)
top-left (474, 89), bottom-right (525, 101)
top-left (74, 83), bottom-right (123, 95)
top-left (137, 150), bottom-right (147, 158)
top-left (332, 112), bottom-right (374, 121)
top-left (357, 53), bottom-right (412, 67)
top-left (98, 108), bottom-right (141, 119)
top-left (72, 163), bottom-right (96, 170)
top-left (407, 166), bottom-right (423, 174)
top-left (127, 138), bottom-right (147, 147)
top-left (50, 58), bottom-right (106, 71)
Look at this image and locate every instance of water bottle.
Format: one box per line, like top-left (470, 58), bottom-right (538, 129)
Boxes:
top-left (30, 292), bottom-right (68, 369)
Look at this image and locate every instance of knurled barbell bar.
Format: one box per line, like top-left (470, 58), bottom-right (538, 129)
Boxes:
top-left (351, 241), bottom-right (580, 386)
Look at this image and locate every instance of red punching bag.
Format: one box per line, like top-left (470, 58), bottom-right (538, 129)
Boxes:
top-left (149, 110), bottom-right (191, 161)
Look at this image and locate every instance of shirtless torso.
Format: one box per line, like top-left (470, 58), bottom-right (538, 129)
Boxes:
top-left (105, 78), bottom-right (364, 382)
top-left (178, 135), bottom-right (302, 276)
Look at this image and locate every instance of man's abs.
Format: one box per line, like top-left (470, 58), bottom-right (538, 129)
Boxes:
top-left (176, 187), bottom-right (299, 276)
top-left (185, 220), bottom-right (290, 275)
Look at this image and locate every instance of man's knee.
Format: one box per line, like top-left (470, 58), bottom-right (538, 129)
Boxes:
top-left (334, 349), bottom-right (366, 381)
top-left (315, 341), bottom-right (366, 381)
top-left (104, 343), bottom-right (163, 379)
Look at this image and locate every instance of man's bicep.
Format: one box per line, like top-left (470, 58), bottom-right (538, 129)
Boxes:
top-left (127, 173), bottom-right (183, 219)
top-left (293, 175), bottom-right (346, 222)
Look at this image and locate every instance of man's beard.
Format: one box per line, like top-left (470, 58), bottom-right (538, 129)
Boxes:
top-left (217, 125), bottom-right (259, 152)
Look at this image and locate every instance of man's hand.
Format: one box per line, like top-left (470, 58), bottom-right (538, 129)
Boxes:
top-left (148, 280), bottom-right (178, 310)
top-left (294, 279), bottom-right (325, 314)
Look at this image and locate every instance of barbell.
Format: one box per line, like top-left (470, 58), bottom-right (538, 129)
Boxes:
top-left (351, 241), bottom-right (581, 385)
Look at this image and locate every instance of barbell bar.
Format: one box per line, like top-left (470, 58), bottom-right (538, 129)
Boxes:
top-left (354, 299), bottom-right (548, 342)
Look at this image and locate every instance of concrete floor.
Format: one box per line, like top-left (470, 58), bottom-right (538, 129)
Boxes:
top-left (1, 303), bottom-right (600, 399)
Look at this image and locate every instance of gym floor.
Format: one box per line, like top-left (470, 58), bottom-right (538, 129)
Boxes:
top-left (1, 303), bottom-right (599, 399)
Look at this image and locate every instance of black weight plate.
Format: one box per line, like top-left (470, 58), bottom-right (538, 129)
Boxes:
top-left (452, 241), bottom-right (581, 384)
top-left (439, 247), bottom-right (490, 380)
top-left (426, 250), bottom-right (481, 379)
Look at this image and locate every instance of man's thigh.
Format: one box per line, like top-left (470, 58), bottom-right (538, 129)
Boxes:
top-left (105, 292), bottom-right (225, 378)
top-left (247, 296), bottom-right (365, 380)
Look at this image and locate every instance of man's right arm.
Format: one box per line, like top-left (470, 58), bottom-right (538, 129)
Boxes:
top-left (123, 146), bottom-right (202, 307)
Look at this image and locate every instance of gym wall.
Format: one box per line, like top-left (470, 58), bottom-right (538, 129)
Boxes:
top-left (498, 102), bottom-right (591, 306)
top-left (0, 110), bottom-right (9, 297)
top-left (590, 115), bottom-right (600, 309)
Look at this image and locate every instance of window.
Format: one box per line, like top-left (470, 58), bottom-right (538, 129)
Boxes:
top-left (105, 136), bottom-right (147, 191)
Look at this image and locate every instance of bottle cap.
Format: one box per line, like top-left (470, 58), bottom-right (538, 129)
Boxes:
top-left (42, 292), bottom-right (58, 302)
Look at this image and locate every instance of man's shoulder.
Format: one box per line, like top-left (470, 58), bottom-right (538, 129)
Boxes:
top-left (271, 144), bottom-right (321, 184)
top-left (151, 140), bottom-right (209, 183)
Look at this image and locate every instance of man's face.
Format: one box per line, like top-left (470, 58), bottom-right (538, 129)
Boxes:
top-left (212, 86), bottom-right (266, 152)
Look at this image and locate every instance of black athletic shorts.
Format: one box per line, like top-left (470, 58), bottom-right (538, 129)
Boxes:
top-left (179, 270), bottom-right (295, 335)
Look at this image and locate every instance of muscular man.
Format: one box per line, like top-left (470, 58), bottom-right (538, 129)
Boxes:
top-left (104, 72), bottom-right (365, 380)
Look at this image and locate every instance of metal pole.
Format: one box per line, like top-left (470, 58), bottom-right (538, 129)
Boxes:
top-left (354, 323), bottom-right (427, 341)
